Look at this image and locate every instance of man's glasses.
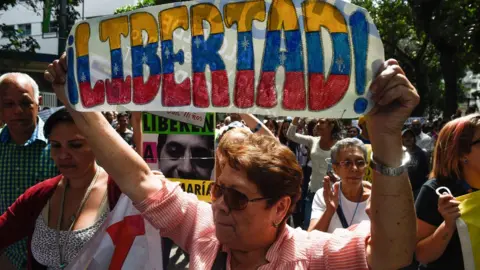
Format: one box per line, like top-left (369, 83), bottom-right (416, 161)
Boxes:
top-left (210, 183), bottom-right (271, 211)
top-left (335, 159), bottom-right (367, 169)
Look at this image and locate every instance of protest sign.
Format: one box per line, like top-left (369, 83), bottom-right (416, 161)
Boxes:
top-left (65, 0), bottom-right (383, 118)
top-left (66, 194), bottom-right (163, 270)
top-left (142, 112), bottom-right (214, 202)
top-left (150, 111), bottom-right (207, 127)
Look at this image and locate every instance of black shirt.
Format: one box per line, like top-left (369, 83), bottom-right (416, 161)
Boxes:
top-left (407, 146), bottom-right (429, 194)
top-left (415, 179), bottom-right (466, 270)
top-left (118, 130), bottom-right (134, 146)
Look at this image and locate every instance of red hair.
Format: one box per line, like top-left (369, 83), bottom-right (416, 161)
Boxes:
top-left (430, 114), bottom-right (480, 181)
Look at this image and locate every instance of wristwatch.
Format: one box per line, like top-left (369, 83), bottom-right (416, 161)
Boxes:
top-left (369, 149), bottom-right (411, 177)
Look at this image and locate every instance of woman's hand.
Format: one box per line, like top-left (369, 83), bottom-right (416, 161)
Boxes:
top-left (438, 194), bottom-right (461, 231)
top-left (44, 53), bottom-right (69, 106)
top-left (323, 176), bottom-right (339, 212)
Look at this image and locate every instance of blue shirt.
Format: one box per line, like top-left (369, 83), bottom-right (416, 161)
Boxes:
top-left (0, 118), bottom-right (58, 268)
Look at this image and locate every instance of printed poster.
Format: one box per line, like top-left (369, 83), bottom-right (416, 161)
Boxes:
top-left (142, 112), bottom-right (215, 202)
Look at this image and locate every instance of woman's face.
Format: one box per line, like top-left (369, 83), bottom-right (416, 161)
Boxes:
top-left (49, 122), bottom-right (96, 179)
top-left (402, 131), bottom-right (416, 149)
top-left (315, 118), bottom-right (332, 137)
top-left (464, 127), bottom-right (480, 177)
top-left (212, 164), bottom-right (288, 251)
top-left (333, 146), bottom-right (366, 185)
top-left (158, 134), bottom-right (213, 180)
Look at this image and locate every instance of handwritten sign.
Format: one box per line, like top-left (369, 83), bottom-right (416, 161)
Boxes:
top-left (65, 0), bottom-right (384, 118)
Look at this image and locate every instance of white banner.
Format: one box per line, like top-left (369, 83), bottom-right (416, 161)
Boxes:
top-left (64, 0), bottom-right (384, 118)
top-left (150, 111), bottom-right (206, 127)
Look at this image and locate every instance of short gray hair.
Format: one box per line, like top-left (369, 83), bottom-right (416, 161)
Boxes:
top-left (0, 72), bottom-right (40, 104)
top-left (330, 138), bottom-right (367, 163)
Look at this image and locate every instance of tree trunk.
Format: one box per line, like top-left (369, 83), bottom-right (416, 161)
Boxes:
top-left (412, 62), bottom-right (429, 116)
top-left (440, 50), bottom-right (459, 118)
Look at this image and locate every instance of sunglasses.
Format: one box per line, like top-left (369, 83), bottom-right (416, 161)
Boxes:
top-left (335, 159), bottom-right (367, 169)
top-left (210, 183), bottom-right (271, 211)
top-left (471, 139), bottom-right (480, 146)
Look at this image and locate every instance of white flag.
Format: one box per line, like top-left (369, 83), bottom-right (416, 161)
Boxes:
top-left (66, 194), bottom-right (163, 270)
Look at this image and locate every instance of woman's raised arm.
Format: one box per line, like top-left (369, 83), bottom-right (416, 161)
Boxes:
top-left (44, 54), bottom-right (161, 203)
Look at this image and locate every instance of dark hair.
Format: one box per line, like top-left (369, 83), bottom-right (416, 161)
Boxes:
top-left (306, 119), bottom-right (317, 136)
top-left (329, 119), bottom-right (343, 140)
top-left (265, 118), bottom-right (279, 133)
top-left (220, 133), bottom-right (302, 224)
top-left (117, 112), bottom-right (129, 119)
top-left (44, 108), bottom-right (74, 139)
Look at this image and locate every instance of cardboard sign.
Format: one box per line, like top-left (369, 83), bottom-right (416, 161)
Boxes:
top-left (65, 0), bottom-right (383, 118)
top-left (142, 112), bottom-right (214, 202)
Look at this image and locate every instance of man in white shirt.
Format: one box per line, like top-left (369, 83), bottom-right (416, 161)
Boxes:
top-left (411, 119), bottom-right (434, 152)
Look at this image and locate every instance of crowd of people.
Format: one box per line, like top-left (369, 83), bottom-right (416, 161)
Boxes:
top-left (0, 54), bottom-right (478, 270)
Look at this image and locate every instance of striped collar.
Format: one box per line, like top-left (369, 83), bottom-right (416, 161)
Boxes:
top-left (0, 118), bottom-right (48, 145)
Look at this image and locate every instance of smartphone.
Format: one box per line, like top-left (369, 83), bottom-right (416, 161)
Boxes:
top-left (325, 158), bottom-right (339, 183)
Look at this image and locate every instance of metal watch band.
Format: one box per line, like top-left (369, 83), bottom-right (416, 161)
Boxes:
top-left (369, 150), bottom-right (411, 177)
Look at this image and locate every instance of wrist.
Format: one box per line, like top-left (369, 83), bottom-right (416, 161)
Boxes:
top-left (325, 206), bottom-right (336, 215)
top-left (370, 133), bottom-right (403, 167)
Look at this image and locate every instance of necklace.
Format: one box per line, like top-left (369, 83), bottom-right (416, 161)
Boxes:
top-left (56, 165), bottom-right (101, 269)
top-left (339, 182), bottom-right (364, 227)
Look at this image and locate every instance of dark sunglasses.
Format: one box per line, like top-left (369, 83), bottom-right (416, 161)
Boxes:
top-left (335, 159), bottom-right (367, 169)
top-left (210, 183), bottom-right (271, 211)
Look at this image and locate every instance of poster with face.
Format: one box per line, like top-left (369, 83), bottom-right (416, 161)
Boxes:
top-left (142, 112), bottom-right (215, 201)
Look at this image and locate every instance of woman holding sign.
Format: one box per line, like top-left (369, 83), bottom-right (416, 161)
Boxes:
top-left (415, 114), bottom-right (480, 269)
top-left (45, 56), bottom-right (418, 269)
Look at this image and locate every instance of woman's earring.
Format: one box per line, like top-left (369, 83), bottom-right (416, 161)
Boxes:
top-left (464, 159), bottom-right (469, 164)
top-left (272, 221), bottom-right (281, 228)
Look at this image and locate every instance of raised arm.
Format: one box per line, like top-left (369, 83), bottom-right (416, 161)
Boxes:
top-left (44, 54), bottom-right (160, 204)
top-left (285, 117), bottom-right (314, 147)
top-left (239, 113), bottom-right (275, 137)
top-left (365, 59), bottom-right (418, 269)
top-left (131, 112), bottom-right (143, 156)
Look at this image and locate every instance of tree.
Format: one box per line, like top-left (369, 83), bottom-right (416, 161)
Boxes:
top-left (352, 0), bottom-right (443, 116)
top-left (408, 0), bottom-right (480, 117)
top-left (0, 0), bottom-right (81, 53)
top-left (114, 0), bottom-right (156, 14)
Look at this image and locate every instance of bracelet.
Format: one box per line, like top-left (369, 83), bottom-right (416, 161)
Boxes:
top-left (253, 123), bottom-right (262, 133)
top-left (369, 150), bottom-right (410, 177)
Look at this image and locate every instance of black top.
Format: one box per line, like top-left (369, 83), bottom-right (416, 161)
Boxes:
top-left (407, 146), bottom-right (429, 193)
top-left (118, 130), bottom-right (134, 146)
top-left (415, 179), bottom-right (466, 270)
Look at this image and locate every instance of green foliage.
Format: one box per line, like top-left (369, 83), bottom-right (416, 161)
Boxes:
top-left (0, 0), bottom-right (81, 53)
top-left (114, 0), bottom-right (156, 14)
top-left (0, 23), bottom-right (40, 52)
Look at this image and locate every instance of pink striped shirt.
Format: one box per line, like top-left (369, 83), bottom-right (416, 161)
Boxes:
top-left (135, 180), bottom-right (371, 269)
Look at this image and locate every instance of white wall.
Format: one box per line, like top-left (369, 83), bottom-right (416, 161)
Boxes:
top-left (0, 0), bottom-right (137, 55)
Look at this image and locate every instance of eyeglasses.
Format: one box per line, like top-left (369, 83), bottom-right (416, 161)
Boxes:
top-left (335, 159), bottom-right (367, 169)
top-left (210, 183), bottom-right (271, 211)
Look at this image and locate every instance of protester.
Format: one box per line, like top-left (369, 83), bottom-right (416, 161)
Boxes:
top-left (286, 117), bottom-right (341, 229)
top-left (309, 138), bottom-right (371, 233)
top-left (415, 114), bottom-right (480, 269)
top-left (0, 72), bottom-right (59, 269)
top-left (45, 56), bottom-right (418, 269)
top-left (116, 112), bottom-right (134, 147)
top-left (411, 119), bottom-right (434, 152)
top-left (402, 129), bottom-right (429, 198)
top-left (347, 126), bottom-right (360, 138)
top-left (103, 111), bottom-right (117, 129)
top-left (0, 108), bottom-right (123, 269)
top-left (356, 116), bottom-right (371, 144)
top-left (264, 118), bottom-right (278, 136)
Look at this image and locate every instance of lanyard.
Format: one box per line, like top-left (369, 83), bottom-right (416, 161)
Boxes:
top-left (339, 182), bottom-right (363, 227)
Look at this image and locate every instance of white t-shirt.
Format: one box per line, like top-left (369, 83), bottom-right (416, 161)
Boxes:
top-left (311, 187), bottom-right (370, 233)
